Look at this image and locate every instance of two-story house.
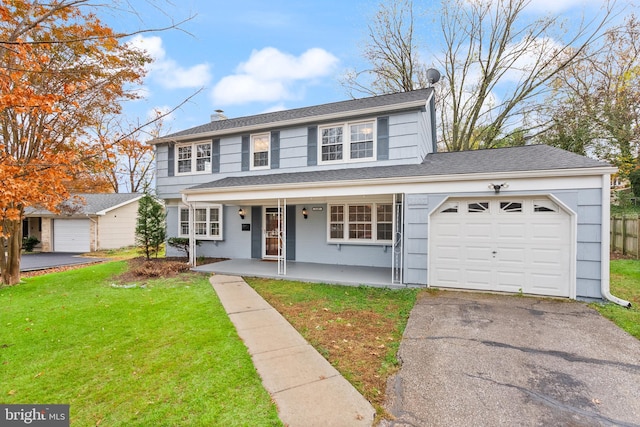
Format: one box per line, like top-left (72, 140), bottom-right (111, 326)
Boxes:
top-left (150, 88), bottom-right (625, 304)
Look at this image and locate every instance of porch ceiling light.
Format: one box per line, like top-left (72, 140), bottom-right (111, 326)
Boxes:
top-left (302, 207), bottom-right (308, 219)
top-left (238, 208), bottom-right (245, 219)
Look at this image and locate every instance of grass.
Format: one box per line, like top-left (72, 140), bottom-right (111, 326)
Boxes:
top-left (1, 262), bottom-right (281, 426)
top-left (592, 259), bottom-right (640, 339)
top-left (88, 245), bottom-right (160, 260)
top-left (4, 252), bottom-right (636, 425)
top-left (245, 278), bottom-right (418, 420)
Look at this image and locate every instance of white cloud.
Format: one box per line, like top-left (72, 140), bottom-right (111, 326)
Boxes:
top-left (465, 0), bottom-right (594, 14)
top-left (525, 0), bottom-right (592, 14)
top-left (147, 105), bottom-right (174, 122)
top-left (127, 35), bottom-right (212, 89)
top-left (211, 47), bottom-right (339, 105)
top-left (500, 36), bottom-right (564, 83)
top-left (260, 104), bottom-right (288, 114)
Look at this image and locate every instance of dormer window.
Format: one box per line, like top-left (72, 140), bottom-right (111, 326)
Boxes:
top-left (319, 120), bottom-right (376, 164)
top-left (176, 141), bottom-right (212, 175)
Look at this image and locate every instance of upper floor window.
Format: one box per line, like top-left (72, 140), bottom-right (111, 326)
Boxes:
top-left (319, 120), bottom-right (375, 164)
top-left (251, 133), bottom-right (270, 169)
top-left (176, 141), bottom-right (211, 175)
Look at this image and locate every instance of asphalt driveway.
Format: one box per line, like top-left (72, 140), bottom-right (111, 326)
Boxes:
top-left (383, 291), bottom-right (640, 427)
top-left (20, 253), bottom-right (106, 272)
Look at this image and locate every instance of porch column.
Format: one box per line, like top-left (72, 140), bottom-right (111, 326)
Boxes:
top-left (188, 203), bottom-right (196, 267)
top-left (278, 198), bottom-right (287, 275)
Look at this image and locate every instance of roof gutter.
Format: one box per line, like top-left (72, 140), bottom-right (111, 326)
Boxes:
top-left (149, 99), bottom-right (429, 145)
top-left (600, 173), bottom-right (632, 308)
top-left (182, 166), bottom-right (617, 196)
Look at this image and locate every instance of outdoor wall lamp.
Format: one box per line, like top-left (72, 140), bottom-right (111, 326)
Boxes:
top-left (238, 208), bottom-right (245, 219)
top-left (302, 207), bottom-right (308, 219)
top-left (489, 182), bottom-right (509, 194)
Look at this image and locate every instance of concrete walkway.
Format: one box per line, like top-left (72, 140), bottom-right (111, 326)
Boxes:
top-left (210, 274), bottom-right (375, 427)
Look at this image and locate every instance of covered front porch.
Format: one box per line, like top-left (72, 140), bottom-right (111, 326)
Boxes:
top-left (192, 258), bottom-right (403, 288)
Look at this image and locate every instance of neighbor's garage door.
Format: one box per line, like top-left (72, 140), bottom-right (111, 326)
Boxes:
top-left (429, 198), bottom-right (572, 297)
top-left (53, 219), bottom-right (91, 252)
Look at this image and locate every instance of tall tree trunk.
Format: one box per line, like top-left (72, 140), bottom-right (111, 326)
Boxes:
top-left (1, 219), bottom-right (22, 285)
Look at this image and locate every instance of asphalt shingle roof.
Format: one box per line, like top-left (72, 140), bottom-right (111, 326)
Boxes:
top-left (25, 193), bottom-right (141, 216)
top-left (159, 88), bottom-right (433, 140)
top-left (187, 145), bottom-right (611, 191)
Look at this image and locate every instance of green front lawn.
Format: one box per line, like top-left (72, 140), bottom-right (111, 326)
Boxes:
top-left (593, 259), bottom-right (640, 339)
top-left (0, 262), bottom-right (281, 426)
top-left (246, 278), bottom-right (417, 419)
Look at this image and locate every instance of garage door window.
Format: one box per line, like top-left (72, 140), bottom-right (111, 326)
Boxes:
top-left (439, 201), bottom-right (459, 213)
top-left (500, 201), bottom-right (523, 213)
top-left (468, 202), bottom-right (489, 213)
top-left (533, 199), bottom-right (559, 213)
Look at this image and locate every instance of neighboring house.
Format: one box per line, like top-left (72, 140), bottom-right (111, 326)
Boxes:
top-left (150, 88), bottom-right (618, 302)
top-left (24, 193), bottom-right (142, 253)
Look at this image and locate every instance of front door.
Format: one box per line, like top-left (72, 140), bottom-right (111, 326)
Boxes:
top-left (264, 207), bottom-right (282, 258)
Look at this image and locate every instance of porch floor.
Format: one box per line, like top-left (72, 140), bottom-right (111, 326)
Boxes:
top-left (193, 258), bottom-right (403, 288)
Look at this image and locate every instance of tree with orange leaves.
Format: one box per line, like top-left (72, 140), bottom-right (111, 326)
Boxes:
top-left (0, 0), bottom-right (151, 285)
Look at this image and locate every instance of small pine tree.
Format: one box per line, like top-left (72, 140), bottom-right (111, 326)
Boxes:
top-left (135, 192), bottom-right (166, 260)
top-left (629, 169), bottom-right (640, 198)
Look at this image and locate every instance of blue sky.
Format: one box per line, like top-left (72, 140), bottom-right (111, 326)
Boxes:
top-left (107, 0), bottom-right (636, 138)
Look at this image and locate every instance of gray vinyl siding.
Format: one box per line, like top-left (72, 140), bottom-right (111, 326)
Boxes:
top-left (165, 205), bottom-right (253, 259)
top-left (403, 194), bottom-right (444, 285)
top-left (403, 188), bottom-right (605, 299)
top-left (221, 136), bottom-right (242, 173)
top-left (279, 127), bottom-right (308, 169)
top-left (295, 203), bottom-right (392, 268)
top-left (388, 112), bottom-right (420, 163)
top-left (155, 109), bottom-right (430, 200)
top-left (155, 145), bottom-right (168, 179)
top-left (575, 188), bottom-right (604, 299)
top-left (165, 202), bottom-right (391, 268)
top-left (418, 108), bottom-right (432, 160)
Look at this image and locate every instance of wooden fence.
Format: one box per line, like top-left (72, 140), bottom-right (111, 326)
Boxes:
top-left (611, 216), bottom-right (640, 259)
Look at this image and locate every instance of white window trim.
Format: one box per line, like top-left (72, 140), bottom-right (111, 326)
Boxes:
top-left (178, 204), bottom-right (223, 241)
top-left (318, 119), bottom-right (377, 165)
top-left (327, 202), bottom-right (393, 245)
top-left (175, 141), bottom-right (212, 176)
top-left (250, 132), bottom-right (270, 170)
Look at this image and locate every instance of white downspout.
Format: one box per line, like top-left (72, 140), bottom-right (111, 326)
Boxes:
top-left (601, 174), bottom-right (631, 307)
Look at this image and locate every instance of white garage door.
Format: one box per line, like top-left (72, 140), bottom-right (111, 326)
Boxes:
top-left (429, 198), bottom-right (572, 297)
top-left (53, 219), bottom-right (91, 252)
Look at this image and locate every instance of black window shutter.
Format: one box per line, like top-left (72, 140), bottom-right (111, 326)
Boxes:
top-left (167, 144), bottom-right (175, 176)
top-left (211, 139), bottom-right (220, 173)
top-left (307, 126), bottom-right (317, 166)
top-left (241, 135), bottom-right (250, 171)
top-left (286, 204), bottom-right (296, 260)
top-left (271, 131), bottom-right (280, 169)
top-left (377, 116), bottom-right (389, 161)
top-left (251, 206), bottom-right (262, 259)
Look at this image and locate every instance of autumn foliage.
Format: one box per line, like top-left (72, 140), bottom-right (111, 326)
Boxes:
top-left (0, 0), bottom-right (150, 285)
